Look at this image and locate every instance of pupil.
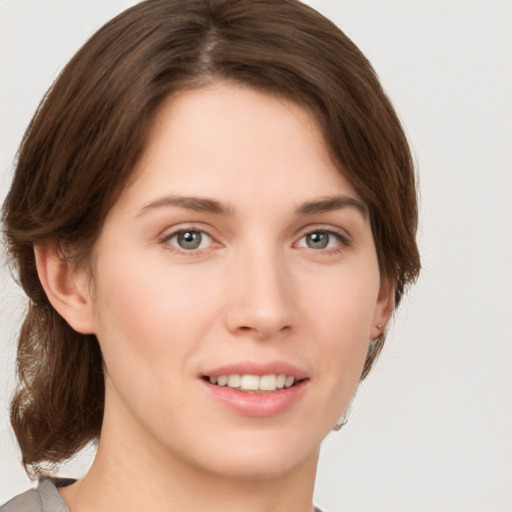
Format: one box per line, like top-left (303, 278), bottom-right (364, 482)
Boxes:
top-left (178, 231), bottom-right (201, 250)
top-left (307, 232), bottom-right (328, 249)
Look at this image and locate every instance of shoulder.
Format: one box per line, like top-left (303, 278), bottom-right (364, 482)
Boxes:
top-left (1, 479), bottom-right (73, 512)
top-left (0, 487), bottom-right (41, 512)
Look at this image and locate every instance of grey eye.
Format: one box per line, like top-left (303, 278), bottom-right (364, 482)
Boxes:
top-left (296, 230), bottom-right (345, 250)
top-left (178, 231), bottom-right (202, 250)
top-left (168, 230), bottom-right (212, 251)
top-left (305, 232), bottom-right (330, 249)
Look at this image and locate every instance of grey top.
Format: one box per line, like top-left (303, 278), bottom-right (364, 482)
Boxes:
top-left (0, 479), bottom-right (72, 512)
top-left (1, 479), bottom-right (325, 511)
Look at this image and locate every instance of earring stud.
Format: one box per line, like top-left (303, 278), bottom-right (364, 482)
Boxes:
top-left (376, 323), bottom-right (383, 330)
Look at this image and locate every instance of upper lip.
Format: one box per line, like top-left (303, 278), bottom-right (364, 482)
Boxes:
top-left (201, 361), bottom-right (309, 380)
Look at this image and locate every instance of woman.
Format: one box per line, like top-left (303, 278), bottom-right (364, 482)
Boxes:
top-left (1, 0), bottom-right (420, 511)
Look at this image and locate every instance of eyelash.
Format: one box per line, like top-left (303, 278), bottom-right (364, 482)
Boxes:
top-left (159, 226), bottom-right (350, 256)
top-left (159, 227), bottom-right (219, 257)
top-left (294, 228), bottom-right (351, 254)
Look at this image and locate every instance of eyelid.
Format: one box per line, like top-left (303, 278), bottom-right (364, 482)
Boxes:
top-left (297, 223), bottom-right (351, 239)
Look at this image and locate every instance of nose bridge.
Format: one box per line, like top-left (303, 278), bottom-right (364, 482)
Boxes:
top-left (225, 238), bottom-right (296, 338)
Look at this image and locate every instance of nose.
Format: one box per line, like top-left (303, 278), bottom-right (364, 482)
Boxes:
top-left (224, 247), bottom-right (298, 340)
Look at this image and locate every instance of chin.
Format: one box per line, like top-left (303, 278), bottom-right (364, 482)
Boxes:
top-left (178, 424), bottom-right (323, 482)
top-left (206, 448), bottom-right (318, 483)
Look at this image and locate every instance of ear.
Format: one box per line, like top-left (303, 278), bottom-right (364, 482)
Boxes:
top-left (34, 241), bottom-right (95, 334)
top-left (370, 279), bottom-right (395, 341)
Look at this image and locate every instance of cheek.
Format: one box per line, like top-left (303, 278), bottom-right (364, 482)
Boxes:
top-left (88, 251), bottom-right (225, 436)
top-left (306, 259), bottom-right (380, 337)
top-left (94, 245), bottom-right (213, 331)
top-left (306, 262), bottom-right (380, 381)
top-left (89, 250), bottom-right (218, 381)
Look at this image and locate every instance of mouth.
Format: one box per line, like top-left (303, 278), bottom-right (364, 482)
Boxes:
top-left (200, 362), bottom-right (310, 416)
top-left (202, 374), bottom-right (307, 393)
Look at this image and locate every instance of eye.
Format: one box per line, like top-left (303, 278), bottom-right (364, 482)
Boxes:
top-left (296, 230), bottom-right (346, 250)
top-left (165, 230), bottom-right (213, 251)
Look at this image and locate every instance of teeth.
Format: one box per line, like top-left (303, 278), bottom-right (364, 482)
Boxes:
top-left (259, 375), bottom-right (276, 391)
top-left (208, 374), bottom-right (297, 391)
top-left (285, 376), bottom-right (295, 388)
top-left (227, 374), bottom-right (241, 388)
top-left (240, 375), bottom-right (259, 390)
top-left (276, 374), bottom-right (286, 388)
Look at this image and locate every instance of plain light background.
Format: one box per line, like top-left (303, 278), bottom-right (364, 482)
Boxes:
top-left (1, 1), bottom-right (511, 511)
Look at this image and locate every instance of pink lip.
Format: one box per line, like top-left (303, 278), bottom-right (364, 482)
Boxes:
top-left (202, 361), bottom-right (309, 380)
top-left (199, 360), bottom-right (309, 417)
top-left (201, 379), bottom-right (309, 417)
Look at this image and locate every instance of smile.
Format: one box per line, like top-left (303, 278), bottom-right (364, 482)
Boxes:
top-left (201, 362), bottom-right (310, 415)
top-left (206, 374), bottom-right (299, 392)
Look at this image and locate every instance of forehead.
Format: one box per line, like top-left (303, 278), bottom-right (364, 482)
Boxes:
top-left (118, 82), bottom-right (360, 214)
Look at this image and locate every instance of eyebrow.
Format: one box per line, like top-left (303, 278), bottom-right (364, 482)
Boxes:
top-left (137, 194), bottom-right (367, 218)
top-left (296, 195), bottom-right (368, 218)
top-left (138, 195), bottom-right (235, 217)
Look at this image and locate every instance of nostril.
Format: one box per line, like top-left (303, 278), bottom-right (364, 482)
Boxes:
top-left (225, 303), bottom-right (296, 339)
top-left (235, 324), bottom-right (292, 337)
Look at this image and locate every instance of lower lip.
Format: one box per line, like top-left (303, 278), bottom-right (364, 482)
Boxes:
top-left (201, 379), bottom-right (309, 417)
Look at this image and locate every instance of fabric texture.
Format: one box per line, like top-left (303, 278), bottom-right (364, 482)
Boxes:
top-left (0, 479), bottom-right (72, 512)
top-left (1, 479), bottom-right (324, 512)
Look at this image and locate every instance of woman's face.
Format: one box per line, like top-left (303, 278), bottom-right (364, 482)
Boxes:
top-left (81, 83), bottom-right (391, 480)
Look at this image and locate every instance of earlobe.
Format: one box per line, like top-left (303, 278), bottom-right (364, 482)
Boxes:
top-left (370, 279), bottom-right (395, 340)
top-left (34, 241), bottom-right (95, 334)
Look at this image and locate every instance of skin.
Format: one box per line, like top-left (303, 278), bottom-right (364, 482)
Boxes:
top-left (37, 82), bottom-right (393, 512)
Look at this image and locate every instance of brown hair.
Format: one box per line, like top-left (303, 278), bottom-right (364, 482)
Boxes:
top-left (2, 0), bottom-right (420, 475)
